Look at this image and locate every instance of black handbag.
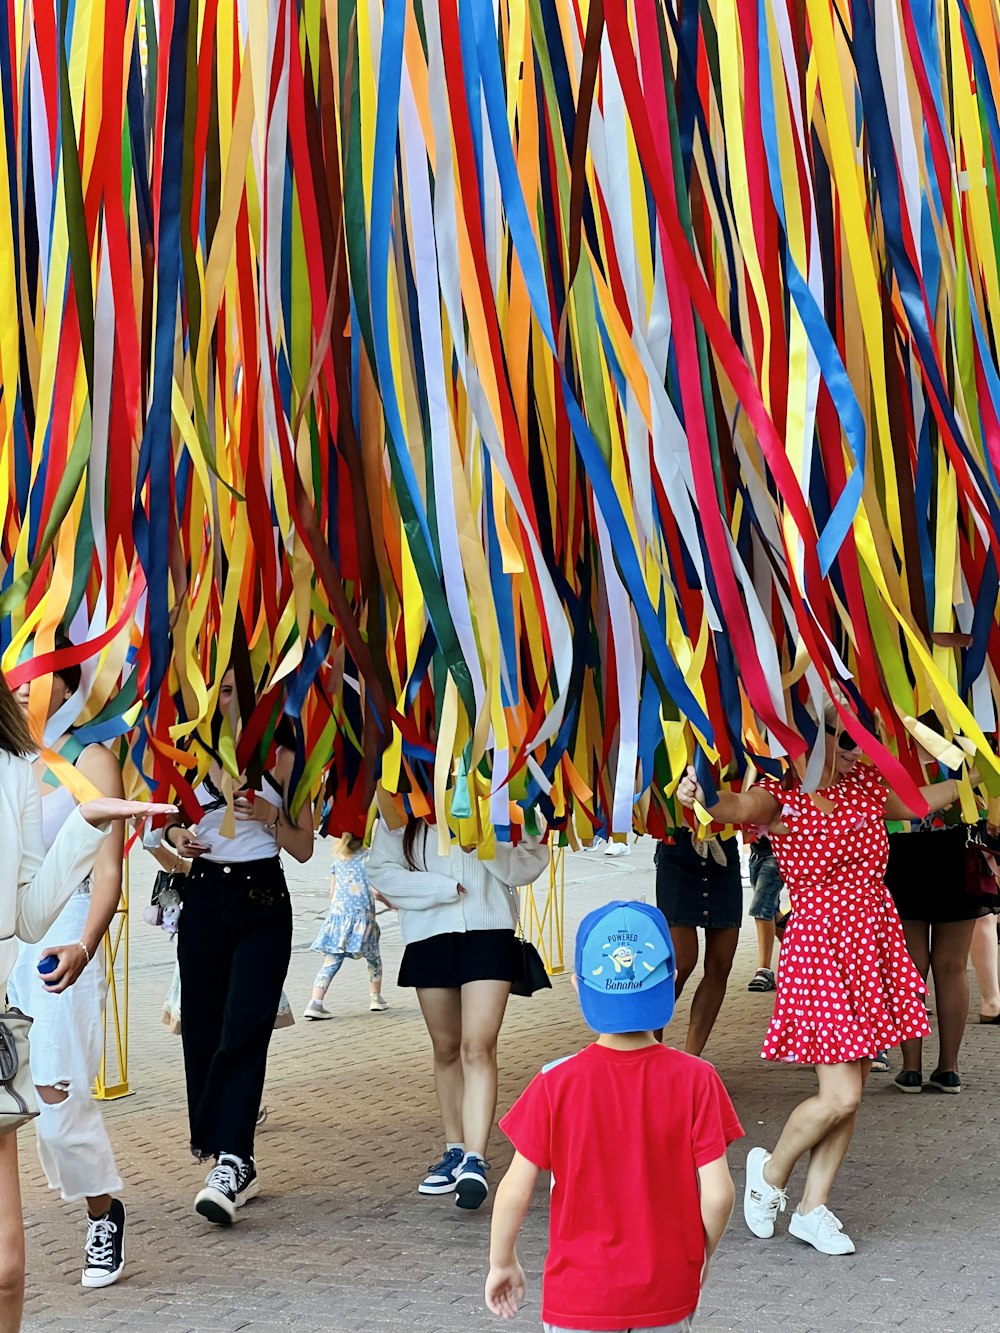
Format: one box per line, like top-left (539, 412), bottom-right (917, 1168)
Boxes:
top-left (511, 938), bottom-right (552, 997)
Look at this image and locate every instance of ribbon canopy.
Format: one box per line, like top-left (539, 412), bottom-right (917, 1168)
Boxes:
top-left (3, 0), bottom-right (1000, 839)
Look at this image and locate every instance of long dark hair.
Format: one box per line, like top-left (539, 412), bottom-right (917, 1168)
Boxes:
top-left (402, 817), bottom-right (429, 871)
top-left (0, 677), bottom-right (34, 756)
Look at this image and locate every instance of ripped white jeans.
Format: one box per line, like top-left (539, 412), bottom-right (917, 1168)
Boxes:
top-left (7, 893), bottom-right (122, 1202)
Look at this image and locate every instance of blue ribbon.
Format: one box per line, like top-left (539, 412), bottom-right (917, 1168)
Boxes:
top-left (758, 0), bottom-right (866, 576)
top-left (133, 0), bottom-right (191, 707)
top-left (469, 0), bottom-right (714, 746)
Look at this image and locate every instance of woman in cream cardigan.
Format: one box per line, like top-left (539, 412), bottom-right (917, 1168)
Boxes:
top-left (367, 813), bottom-right (548, 1212)
top-left (0, 677), bottom-right (173, 1333)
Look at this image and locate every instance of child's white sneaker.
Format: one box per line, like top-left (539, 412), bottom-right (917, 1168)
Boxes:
top-left (743, 1147), bottom-right (787, 1238)
top-left (302, 1000), bottom-right (332, 1020)
top-left (789, 1205), bottom-right (856, 1255)
top-left (369, 995), bottom-right (389, 1012)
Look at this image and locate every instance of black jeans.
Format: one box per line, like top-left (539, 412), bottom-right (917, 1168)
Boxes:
top-left (177, 857), bottom-right (291, 1161)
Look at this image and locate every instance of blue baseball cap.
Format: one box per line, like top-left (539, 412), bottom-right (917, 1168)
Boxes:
top-left (575, 901), bottom-right (676, 1034)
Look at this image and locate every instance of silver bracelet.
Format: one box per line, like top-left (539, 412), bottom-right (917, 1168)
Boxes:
top-left (77, 941), bottom-right (91, 964)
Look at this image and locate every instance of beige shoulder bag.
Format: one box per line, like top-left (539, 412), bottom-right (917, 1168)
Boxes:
top-left (1, 935), bottom-right (39, 1137)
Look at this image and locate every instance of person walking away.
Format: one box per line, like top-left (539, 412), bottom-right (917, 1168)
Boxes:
top-left (885, 804), bottom-right (998, 1093)
top-left (747, 833), bottom-right (783, 992)
top-left (367, 813), bottom-right (549, 1210)
top-left (160, 670), bottom-right (314, 1225)
top-left (653, 830), bottom-right (741, 1054)
top-left (304, 833), bottom-right (386, 1018)
top-left (8, 662), bottom-right (129, 1287)
top-left (677, 700), bottom-right (972, 1254)
top-left (0, 672), bottom-right (174, 1333)
top-left (485, 900), bottom-right (741, 1328)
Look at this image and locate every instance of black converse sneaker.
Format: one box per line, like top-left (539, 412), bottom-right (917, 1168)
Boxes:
top-left (82, 1198), bottom-right (126, 1288)
top-left (194, 1153), bottom-right (259, 1225)
top-left (235, 1156), bottom-right (260, 1208)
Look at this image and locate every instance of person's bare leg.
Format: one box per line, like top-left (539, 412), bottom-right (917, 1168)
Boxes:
top-left (458, 980), bottom-right (511, 1157)
top-left (900, 920), bottom-right (930, 1073)
top-left (755, 918), bottom-right (776, 972)
top-left (764, 1063), bottom-right (864, 1193)
top-left (0, 1133), bottom-right (25, 1333)
top-left (685, 927), bottom-right (740, 1056)
top-left (416, 988), bottom-right (464, 1143)
top-left (970, 915), bottom-right (1000, 1019)
top-left (797, 1062), bottom-right (871, 1212)
top-left (656, 926), bottom-right (698, 1042)
top-left (929, 919), bottom-right (976, 1072)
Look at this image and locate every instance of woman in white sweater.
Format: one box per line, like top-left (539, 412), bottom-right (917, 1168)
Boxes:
top-left (0, 676), bottom-right (173, 1333)
top-left (367, 817), bottom-right (548, 1210)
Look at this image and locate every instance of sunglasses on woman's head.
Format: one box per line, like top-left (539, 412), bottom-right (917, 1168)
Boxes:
top-left (825, 723), bottom-right (860, 752)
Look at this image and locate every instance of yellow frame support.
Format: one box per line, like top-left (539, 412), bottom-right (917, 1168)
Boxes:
top-left (518, 835), bottom-right (566, 975)
top-left (94, 856), bottom-right (131, 1100)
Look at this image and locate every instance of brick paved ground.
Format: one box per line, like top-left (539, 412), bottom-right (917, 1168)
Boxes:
top-left (18, 842), bottom-right (1000, 1332)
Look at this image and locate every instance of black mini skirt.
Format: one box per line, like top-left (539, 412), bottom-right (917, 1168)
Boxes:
top-left (654, 832), bottom-right (742, 930)
top-left (398, 928), bottom-right (518, 989)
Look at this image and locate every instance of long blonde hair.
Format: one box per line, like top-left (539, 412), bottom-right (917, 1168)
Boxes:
top-left (0, 677), bottom-right (33, 756)
top-left (337, 833), bottom-right (364, 857)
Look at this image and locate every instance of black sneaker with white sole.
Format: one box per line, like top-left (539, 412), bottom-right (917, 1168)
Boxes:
top-left (194, 1153), bottom-right (260, 1224)
top-left (454, 1154), bottom-right (489, 1210)
top-left (82, 1198), bottom-right (126, 1288)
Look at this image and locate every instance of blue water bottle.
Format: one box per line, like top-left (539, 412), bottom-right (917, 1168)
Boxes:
top-left (37, 954), bottom-right (58, 976)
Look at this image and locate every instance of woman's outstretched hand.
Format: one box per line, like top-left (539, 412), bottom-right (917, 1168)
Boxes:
top-left (676, 765), bottom-right (706, 810)
top-left (80, 799), bottom-right (177, 830)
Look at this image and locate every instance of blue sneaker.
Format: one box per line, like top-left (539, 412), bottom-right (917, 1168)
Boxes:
top-left (418, 1147), bottom-right (465, 1196)
top-left (454, 1153), bottom-right (490, 1210)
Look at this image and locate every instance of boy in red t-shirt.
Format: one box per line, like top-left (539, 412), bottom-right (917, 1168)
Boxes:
top-left (486, 901), bottom-right (743, 1331)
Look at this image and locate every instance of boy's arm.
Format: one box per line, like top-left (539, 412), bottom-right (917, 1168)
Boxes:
top-left (485, 1152), bottom-right (540, 1319)
top-left (697, 1155), bottom-right (736, 1284)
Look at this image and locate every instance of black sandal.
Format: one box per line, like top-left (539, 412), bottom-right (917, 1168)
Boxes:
top-left (747, 968), bottom-right (776, 992)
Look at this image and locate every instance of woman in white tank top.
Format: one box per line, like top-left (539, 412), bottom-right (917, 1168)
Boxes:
top-left (0, 666), bottom-right (173, 1332)
top-left (9, 659), bottom-right (129, 1290)
top-left (159, 669), bottom-right (314, 1228)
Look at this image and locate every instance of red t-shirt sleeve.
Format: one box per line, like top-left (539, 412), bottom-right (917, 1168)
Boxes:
top-left (499, 1071), bottom-right (552, 1171)
top-left (692, 1066), bottom-right (744, 1168)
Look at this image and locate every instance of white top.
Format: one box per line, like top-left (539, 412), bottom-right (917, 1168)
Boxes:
top-left (366, 821), bottom-right (550, 946)
top-left (38, 782), bottom-right (91, 901)
top-left (0, 751), bottom-right (108, 994)
top-left (192, 774), bottom-right (282, 863)
top-left (41, 783), bottom-right (78, 847)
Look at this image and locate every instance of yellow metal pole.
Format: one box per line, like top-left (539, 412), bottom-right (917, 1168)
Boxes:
top-left (94, 853), bottom-right (131, 1100)
top-left (517, 834), bottom-right (566, 976)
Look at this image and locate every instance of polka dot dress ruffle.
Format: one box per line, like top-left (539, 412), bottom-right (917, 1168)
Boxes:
top-left (756, 766), bottom-right (931, 1065)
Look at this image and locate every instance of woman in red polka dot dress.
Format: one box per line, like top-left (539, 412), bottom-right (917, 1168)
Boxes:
top-left (678, 712), bottom-right (972, 1256)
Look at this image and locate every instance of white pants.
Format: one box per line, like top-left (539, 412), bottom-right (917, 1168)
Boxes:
top-left (7, 894), bottom-right (122, 1202)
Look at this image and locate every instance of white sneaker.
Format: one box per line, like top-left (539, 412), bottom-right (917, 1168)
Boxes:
top-left (603, 841), bottom-right (631, 857)
top-left (302, 1001), bottom-right (332, 1020)
top-left (789, 1205), bottom-right (856, 1255)
top-left (369, 994), bottom-right (389, 1012)
top-left (743, 1147), bottom-right (788, 1238)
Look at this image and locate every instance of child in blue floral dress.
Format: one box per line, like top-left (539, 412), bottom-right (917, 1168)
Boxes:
top-left (303, 835), bottom-right (387, 1018)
